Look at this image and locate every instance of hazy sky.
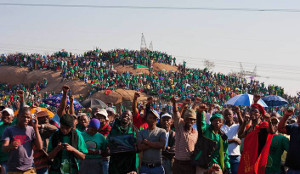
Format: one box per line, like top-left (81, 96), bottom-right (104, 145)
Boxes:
top-left (1, 0), bottom-right (300, 96)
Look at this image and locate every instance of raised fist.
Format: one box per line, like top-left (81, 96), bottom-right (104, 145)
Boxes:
top-left (134, 92), bottom-right (140, 99)
top-left (62, 85), bottom-right (70, 94)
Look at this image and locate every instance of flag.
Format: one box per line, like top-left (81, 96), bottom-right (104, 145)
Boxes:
top-left (238, 121), bottom-right (273, 174)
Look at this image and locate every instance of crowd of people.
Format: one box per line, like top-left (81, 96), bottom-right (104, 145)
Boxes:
top-left (0, 49), bottom-right (299, 113)
top-left (0, 49), bottom-right (300, 174)
top-left (0, 85), bottom-right (299, 174)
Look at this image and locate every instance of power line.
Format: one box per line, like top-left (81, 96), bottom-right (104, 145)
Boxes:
top-left (1, 3), bottom-right (300, 13)
top-left (177, 55), bottom-right (300, 71)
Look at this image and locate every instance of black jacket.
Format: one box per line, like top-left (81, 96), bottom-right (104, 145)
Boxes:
top-left (162, 129), bottom-right (176, 160)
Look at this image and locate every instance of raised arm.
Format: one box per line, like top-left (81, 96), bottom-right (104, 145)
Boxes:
top-left (145, 96), bottom-right (153, 114)
top-left (278, 108), bottom-right (294, 134)
top-left (171, 96), bottom-right (181, 128)
top-left (17, 90), bottom-right (25, 110)
top-left (57, 85), bottom-right (69, 117)
top-left (232, 106), bottom-right (244, 126)
top-left (32, 117), bottom-right (43, 150)
top-left (132, 92), bottom-right (140, 117)
top-left (238, 117), bottom-right (251, 139)
top-left (69, 95), bottom-right (75, 116)
top-left (180, 98), bottom-right (191, 117)
top-left (196, 103), bottom-right (208, 133)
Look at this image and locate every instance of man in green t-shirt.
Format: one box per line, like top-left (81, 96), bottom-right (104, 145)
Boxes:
top-left (48, 114), bottom-right (88, 174)
top-left (0, 108), bottom-right (16, 173)
top-left (266, 116), bottom-right (289, 174)
top-left (80, 118), bottom-right (106, 174)
top-left (108, 110), bottom-right (139, 174)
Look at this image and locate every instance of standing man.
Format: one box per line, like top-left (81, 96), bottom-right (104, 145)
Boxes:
top-left (221, 107), bottom-right (243, 174)
top-left (80, 119), bottom-right (106, 174)
top-left (94, 109), bottom-right (111, 174)
top-left (106, 107), bottom-right (116, 126)
top-left (133, 92), bottom-right (149, 130)
top-left (0, 108), bottom-right (16, 174)
top-left (2, 107), bottom-right (43, 173)
top-left (266, 116), bottom-right (289, 174)
top-left (159, 113), bottom-right (175, 174)
top-left (171, 97), bottom-right (198, 174)
top-left (138, 109), bottom-right (166, 174)
top-left (47, 114), bottom-right (87, 174)
top-left (278, 108), bottom-right (300, 174)
top-left (108, 110), bottom-right (139, 174)
top-left (34, 110), bottom-right (57, 174)
top-left (196, 104), bottom-right (231, 174)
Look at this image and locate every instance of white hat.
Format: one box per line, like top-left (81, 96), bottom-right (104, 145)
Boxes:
top-left (95, 109), bottom-right (109, 120)
top-left (161, 113), bottom-right (172, 119)
top-left (106, 107), bottom-right (116, 115)
top-left (2, 108), bottom-right (14, 116)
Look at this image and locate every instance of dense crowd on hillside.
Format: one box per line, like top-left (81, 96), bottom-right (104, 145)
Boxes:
top-left (0, 49), bottom-right (299, 112)
top-left (0, 49), bottom-right (300, 174)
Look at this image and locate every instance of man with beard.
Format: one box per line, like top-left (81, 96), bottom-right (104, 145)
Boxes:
top-left (159, 113), bottom-right (175, 174)
top-left (171, 97), bottom-right (198, 174)
top-left (108, 110), bottom-right (138, 174)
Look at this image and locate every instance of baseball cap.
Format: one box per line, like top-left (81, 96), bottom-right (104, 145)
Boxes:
top-left (183, 109), bottom-right (196, 120)
top-left (148, 109), bottom-right (160, 119)
top-left (95, 109), bottom-right (108, 120)
top-left (161, 113), bottom-right (172, 119)
top-left (2, 108), bottom-right (14, 116)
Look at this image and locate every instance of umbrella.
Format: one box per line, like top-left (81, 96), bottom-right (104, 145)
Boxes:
top-left (43, 94), bottom-right (82, 109)
top-left (225, 93), bottom-right (268, 107)
top-left (81, 98), bottom-right (108, 108)
top-left (14, 107), bottom-right (55, 118)
top-left (262, 95), bottom-right (288, 107)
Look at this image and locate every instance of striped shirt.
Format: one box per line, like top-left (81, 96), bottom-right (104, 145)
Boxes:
top-left (174, 119), bottom-right (198, 161)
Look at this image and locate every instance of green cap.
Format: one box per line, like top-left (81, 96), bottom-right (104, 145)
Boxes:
top-left (210, 113), bottom-right (224, 122)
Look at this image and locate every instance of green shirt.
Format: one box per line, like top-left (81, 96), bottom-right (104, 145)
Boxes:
top-left (48, 130), bottom-right (88, 174)
top-left (81, 131), bottom-right (106, 159)
top-left (107, 119), bottom-right (139, 174)
top-left (200, 112), bottom-right (230, 170)
top-left (266, 134), bottom-right (289, 173)
top-left (0, 120), bottom-right (17, 162)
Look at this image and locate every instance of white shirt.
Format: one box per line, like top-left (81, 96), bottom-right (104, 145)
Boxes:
top-left (165, 132), bottom-right (170, 148)
top-left (221, 124), bottom-right (241, 156)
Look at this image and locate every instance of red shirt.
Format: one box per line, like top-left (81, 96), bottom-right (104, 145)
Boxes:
top-left (98, 123), bottom-right (111, 137)
top-left (133, 112), bottom-right (148, 130)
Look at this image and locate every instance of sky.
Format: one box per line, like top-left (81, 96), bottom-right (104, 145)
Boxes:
top-left (1, 0), bottom-right (300, 96)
